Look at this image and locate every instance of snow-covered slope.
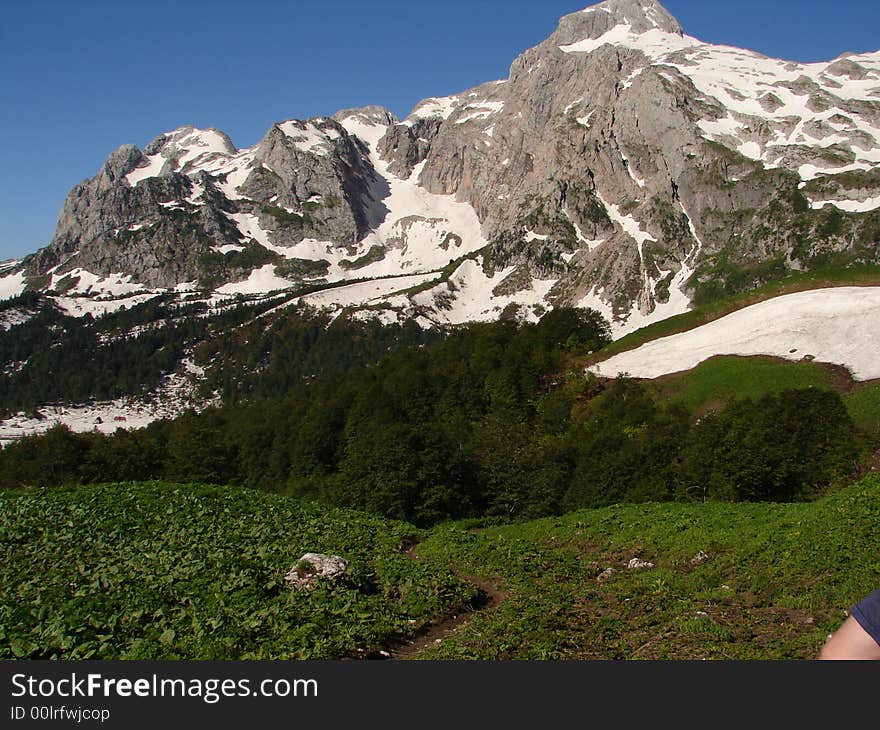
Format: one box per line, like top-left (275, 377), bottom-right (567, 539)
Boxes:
top-left (0, 359), bottom-right (213, 447)
top-left (559, 2), bottom-right (880, 190)
top-left (591, 286), bottom-right (880, 380)
top-left (125, 127), bottom-right (239, 186)
top-left (2, 0), bottom-right (878, 340)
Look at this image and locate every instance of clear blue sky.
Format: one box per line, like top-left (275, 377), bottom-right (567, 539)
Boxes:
top-left (2, 0), bottom-right (879, 260)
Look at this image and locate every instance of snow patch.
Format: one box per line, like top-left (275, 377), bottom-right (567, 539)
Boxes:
top-left (411, 258), bottom-right (555, 325)
top-left (576, 111), bottom-right (595, 128)
top-left (0, 270), bottom-right (26, 301)
top-left (455, 101), bottom-right (505, 124)
top-left (213, 244), bottom-right (246, 255)
top-left (592, 287), bottom-right (880, 380)
top-left (337, 112), bottom-right (490, 280)
top-left (408, 96), bottom-right (459, 123)
top-left (559, 23), bottom-right (699, 58)
top-left (0, 358), bottom-right (214, 445)
top-left (215, 265), bottom-right (296, 296)
top-left (810, 196), bottom-right (880, 213)
top-left (278, 121), bottom-right (337, 156)
top-left (126, 127), bottom-right (235, 185)
top-left (54, 293), bottom-right (161, 318)
top-left (299, 273), bottom-right (436, 310)
top-left (126, 153), bottom-right (166, 186)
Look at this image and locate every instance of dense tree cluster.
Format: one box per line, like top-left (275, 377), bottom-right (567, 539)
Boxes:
top-left (195, 306), bottom-right (442, 403)
top-left (0, 294), bottom-right (442, 415)
top-left (0, 307), bottom-right (863, 525)
top-left (0, 295), bottom-right (266, 413)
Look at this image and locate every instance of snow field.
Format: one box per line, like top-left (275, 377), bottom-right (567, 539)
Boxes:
top-left (590, 287), bottom-right (880, 380)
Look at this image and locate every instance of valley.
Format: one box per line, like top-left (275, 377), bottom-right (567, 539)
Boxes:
top-left (1, 0), bottom-right (879, 663)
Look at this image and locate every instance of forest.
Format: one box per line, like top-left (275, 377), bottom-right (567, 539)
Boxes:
top-left (0, 307), bottom-right (864, 525)
top-left (0, 292), bottom-right (441, 414)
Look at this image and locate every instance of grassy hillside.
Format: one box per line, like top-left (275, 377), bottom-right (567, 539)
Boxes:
top-left (845, 382), bottom-right (880, 430)
top-left (411, 475), bottom-right (880, 659)
top-left (647, 355), bottom-right (836, 414)
top-left (3, 478), bottom-right (878, 660)
top-left (0, 482), bottom-right (475, 659)
top-left (609, 353), bottom-right (878, 438)
top-left (634, 356), bottom-right (880, 478)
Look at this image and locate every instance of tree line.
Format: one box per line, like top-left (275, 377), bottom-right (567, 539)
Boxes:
top-left (0, 308), bottom-right (864, 524)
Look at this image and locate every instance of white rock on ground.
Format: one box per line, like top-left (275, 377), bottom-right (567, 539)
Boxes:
top-left (627, 558), bottom-right (655, 570)
top-left (284, 553), bottom-right (349, 590)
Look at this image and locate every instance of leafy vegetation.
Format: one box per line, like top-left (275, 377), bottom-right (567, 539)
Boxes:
top-left (5, 477), bottom-right (876, 660)
top-left (2, 282), bottom-right (879, 661)
top-left (0, 294), bottom-right (443, 414)
top-left (262, 204), bottom-right (304, 226)
top-left (649, 355), bottom-right (834, 414)
top-left (411, 476), bottom-right (880, 659)
top-left (198, 242), bottom-right (280, 289)
top-left (193, 304), bottom-right (443, 403)
top-left (1, 308), bottom-right (868, 524)
top-left (0, 295), bottom-right (277, 413)
top-left (0, 482), bottom-right (474, 659)
top-left (845, 382), bottom-right (880, 430)
top-left (339, 245), bottom-right (386, 271)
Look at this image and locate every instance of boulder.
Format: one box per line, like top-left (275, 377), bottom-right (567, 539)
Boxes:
top-left (284, 553), bottom-right (349, 590)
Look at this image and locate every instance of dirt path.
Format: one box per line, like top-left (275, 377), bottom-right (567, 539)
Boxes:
top-left (367, 540), bottom-right (504, 660)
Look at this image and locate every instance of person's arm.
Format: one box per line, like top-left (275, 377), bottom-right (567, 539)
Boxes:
top-left (818, 615), bottom-right (880, 660)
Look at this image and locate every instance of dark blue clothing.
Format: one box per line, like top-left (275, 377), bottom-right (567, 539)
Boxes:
top-left (851, 589), bottom-right (880, 646)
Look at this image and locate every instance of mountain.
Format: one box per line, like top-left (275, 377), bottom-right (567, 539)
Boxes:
top-left (2, 0), bottom-right (879, 334)
top-left (0, 0), bottom-right (879, 440)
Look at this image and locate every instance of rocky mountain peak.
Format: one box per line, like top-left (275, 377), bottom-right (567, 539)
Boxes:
top-left (2, 0), bottom-right (878, 343)
top-left (97, 144), bottom-right (144, 190)
top-left (123, 126), bottom-right (238, 185)
top-left (332, 105), bottom-right (398, 128)
top-left (142, 126), bottom-right (237, 158)
top-left (553, 0), bottom-right (683, 46)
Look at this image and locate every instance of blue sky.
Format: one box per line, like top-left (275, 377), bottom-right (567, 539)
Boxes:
top-left (2, 0), bottom-right (879, 260)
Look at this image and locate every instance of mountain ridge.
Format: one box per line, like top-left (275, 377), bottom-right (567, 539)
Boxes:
top-left (1, 0), bottom-right (878, 337)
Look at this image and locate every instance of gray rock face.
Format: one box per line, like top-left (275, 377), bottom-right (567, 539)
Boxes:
top-left (13, 0), bottom-right (880, 329)
top-left (32, 171), bottom-right (242, 288)
top-left (27, 115), bottom-right (390, 289)
top-left (378, 117), bottom-right (443, 179)
top-left (333, 105), bottom-right (398, 128)
top-left (375, 0), bottom-right (880, 326)
top-left (245, 117), bottom-right (376, 247)
top-left (627, 558), bottom-right (655, 570)
top-left (98, 144), bottom-right (145, 190)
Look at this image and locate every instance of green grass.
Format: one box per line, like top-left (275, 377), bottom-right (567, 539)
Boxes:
top-left (410, 476), bottom-right (880, 659)
top-left (652, 356), bottom-right (835, 414)
top-left (654, 356), bottom-right (880, 435)
top-left (5, 478), bottom-right (880, 660)
top-left (0, 482), bottom-right (475, 660)
top-left (845, 383), bottom-right (880, 429)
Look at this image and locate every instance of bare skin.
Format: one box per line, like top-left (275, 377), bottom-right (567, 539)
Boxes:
top-left (818, 616), bottom-right (880, 660)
